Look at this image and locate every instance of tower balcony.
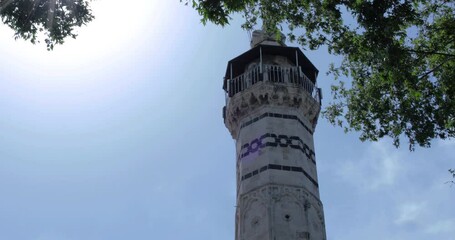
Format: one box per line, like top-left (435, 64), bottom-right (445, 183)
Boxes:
top-left (225, 64), bottom-right (321, 104)
top-left (222, 44), bottom-right (322, 138)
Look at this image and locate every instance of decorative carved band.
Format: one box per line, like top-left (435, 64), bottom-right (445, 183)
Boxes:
top-left (224, 82), bottom-right (321, 139)
top-left (239, 133), bottom-right (316, 164)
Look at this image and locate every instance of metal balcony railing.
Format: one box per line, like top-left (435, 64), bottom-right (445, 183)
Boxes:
top-left (226, 65), bottom-right (321, 103)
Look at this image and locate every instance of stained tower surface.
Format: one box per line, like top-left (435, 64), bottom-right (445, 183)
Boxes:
top-left (223, 29), bottom-right (327, 240)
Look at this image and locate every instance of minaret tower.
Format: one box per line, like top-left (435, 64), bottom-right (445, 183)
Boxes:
top-left (223, 29), bottom-right (327, 240)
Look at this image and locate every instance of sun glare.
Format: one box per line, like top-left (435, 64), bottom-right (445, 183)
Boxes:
top-left (2, 0), bottom-right (170, 65)
top-left (0, 0), bottom-right (201, 109)
top-left (0, 0), bottom-right (183, 111)
top-left (62, 0), bottom-right (171, 63)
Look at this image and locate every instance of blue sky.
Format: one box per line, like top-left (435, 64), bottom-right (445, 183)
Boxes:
top-left (0, 1), bottom-right (454, 240)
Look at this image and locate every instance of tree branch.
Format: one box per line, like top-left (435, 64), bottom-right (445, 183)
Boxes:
top-left (418, 56), bottom-right (454, 79)
top-left (407, 49), bottom-right (455, 58)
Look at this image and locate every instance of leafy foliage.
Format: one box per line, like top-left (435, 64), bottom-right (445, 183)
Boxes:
top-left (0, 0), bottom-right (93, 50)
top-left (185, 0), bottom-right (455, 150)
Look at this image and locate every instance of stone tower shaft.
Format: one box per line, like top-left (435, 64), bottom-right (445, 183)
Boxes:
top-left (223, 30), bottom-right (326, 240)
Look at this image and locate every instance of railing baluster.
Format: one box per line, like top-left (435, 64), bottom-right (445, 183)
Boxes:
top-left (273, 66), bottom-right (276, 82)
top-left (232, 78), bottom-right (237, 94)
top-left (241, 75), bottom-right (243, 92)
top-left (271, 66), bottom-right (274, 82)
top-left (278, 66), bottom-right (280, 83)
top-left (233, 78), bottom-right (236, 95)
top-left (241, 75), bottom-right (244, 92)
top-left (274, 66), bottom-right (277, 82)
top-left (244, 74), bottom-right (247, 90)
top-left (276, 66), bottom-right (279, 82)
top-left (234, 77), bottom-right (237, 94)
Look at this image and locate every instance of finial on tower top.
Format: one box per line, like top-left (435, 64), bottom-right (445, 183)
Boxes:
top-left (250, 25), bottom-right (286, 48)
